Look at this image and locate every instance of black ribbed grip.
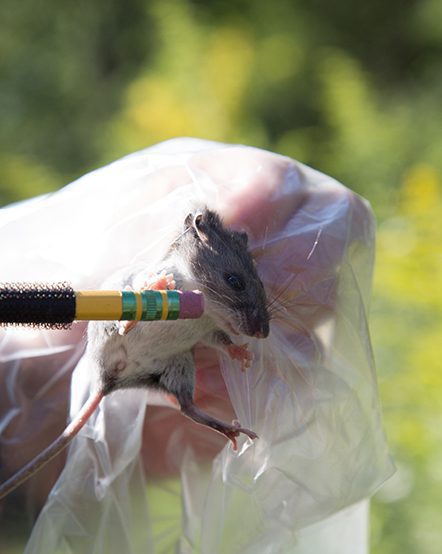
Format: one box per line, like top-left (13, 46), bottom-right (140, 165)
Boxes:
top-left (0, 282), bottom-right (76, 329)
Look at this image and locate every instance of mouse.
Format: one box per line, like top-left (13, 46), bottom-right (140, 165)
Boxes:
top-left (0, 208), bottom-right (270, 499)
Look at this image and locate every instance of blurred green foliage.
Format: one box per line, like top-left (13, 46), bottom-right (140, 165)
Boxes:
top-left (0, 0), bottom-right (441, 552)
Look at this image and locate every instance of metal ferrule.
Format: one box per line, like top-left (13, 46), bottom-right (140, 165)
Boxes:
top-left (121, 290), bottom-right (181, 321)
top-left (121, 290), bottom-right (139, 320)
top-left (164, 290), bottom-right (180, 320)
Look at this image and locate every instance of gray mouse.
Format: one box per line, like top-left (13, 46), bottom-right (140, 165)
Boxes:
top-left (0, 208), bottom-right (270, 499)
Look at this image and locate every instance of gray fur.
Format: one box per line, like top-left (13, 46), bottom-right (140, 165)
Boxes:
top-left (88, 208), bottom-right (270, 443)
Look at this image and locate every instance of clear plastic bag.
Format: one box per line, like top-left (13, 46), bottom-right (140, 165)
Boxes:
top-left (0, 139), bottom-right (393, 553)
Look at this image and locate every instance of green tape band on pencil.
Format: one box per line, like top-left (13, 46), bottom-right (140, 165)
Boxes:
top-left (0, 283), bottom-right (204, 327)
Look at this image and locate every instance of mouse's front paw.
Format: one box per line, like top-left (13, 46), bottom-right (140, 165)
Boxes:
top-left (227, 343), bottom-right (253, 372)
top-left (142, 271), bottom-right (176, 291)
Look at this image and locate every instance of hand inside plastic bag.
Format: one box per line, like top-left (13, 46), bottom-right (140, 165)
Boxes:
top-left (0, 139), bottom-right (393, 553)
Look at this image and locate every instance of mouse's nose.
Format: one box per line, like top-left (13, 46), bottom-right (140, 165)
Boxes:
top-left (250, 317), bottom-right (269, 339)
top-left (245, 305), bottom-right (269, 338)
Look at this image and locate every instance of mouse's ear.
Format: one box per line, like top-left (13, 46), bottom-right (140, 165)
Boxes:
top-left (184, 211), bottom-right (207, 243)
top-left (184, 212), bottom-right (195, 227)
top-left (184, 211), bottom-right (202, 227)
top-left (193, 212), bottom-right (203, 228)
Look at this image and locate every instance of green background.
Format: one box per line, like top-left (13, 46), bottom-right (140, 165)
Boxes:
top-left (1, 1), bottom-right (441, 552)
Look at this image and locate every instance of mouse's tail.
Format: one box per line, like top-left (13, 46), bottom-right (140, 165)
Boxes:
top-left (0, 282), bottom-right (204, 328)
top-left (0, 390), bottom-right (104, 500)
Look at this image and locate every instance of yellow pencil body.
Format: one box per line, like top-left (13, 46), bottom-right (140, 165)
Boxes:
top-left (75, 291), bottom-right (123, 320)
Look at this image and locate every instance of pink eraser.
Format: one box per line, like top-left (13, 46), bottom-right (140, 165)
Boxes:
top-left (178, 290), bottom-right (205, 319)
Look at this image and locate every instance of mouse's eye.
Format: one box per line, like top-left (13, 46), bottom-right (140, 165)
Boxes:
top-left (224, 273), bottom-right (245, 291)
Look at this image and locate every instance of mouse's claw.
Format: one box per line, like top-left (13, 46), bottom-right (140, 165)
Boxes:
top-left (224, 420), bottom-right (258, 451)
top-left (119, 320), bottom-right (137, 335)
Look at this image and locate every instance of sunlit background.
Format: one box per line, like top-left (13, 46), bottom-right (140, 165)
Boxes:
top-left (1, 0), bottom-right (441, 552)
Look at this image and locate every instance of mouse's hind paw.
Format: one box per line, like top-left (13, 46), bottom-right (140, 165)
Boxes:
top-left (224, 421), bottom-right (259, 451)
top-left (180, 400), bottom-right (258, 451)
